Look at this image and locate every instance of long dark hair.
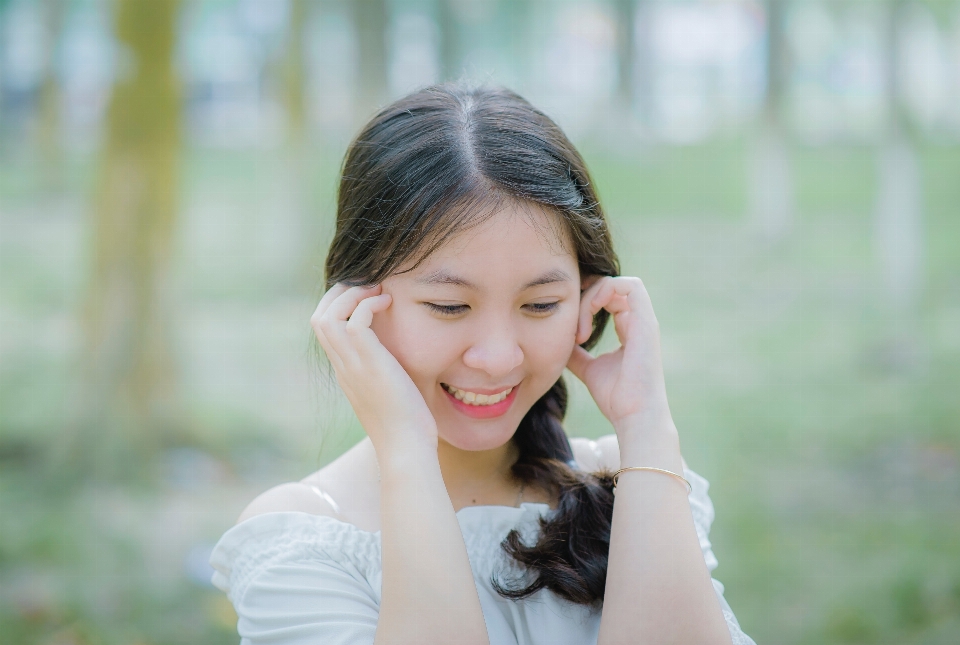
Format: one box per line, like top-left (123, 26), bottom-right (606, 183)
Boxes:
top-left (325, 83), bottom-right (620, 608)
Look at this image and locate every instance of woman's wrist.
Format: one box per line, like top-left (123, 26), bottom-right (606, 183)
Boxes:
top-left (613, 404), bottom-right (676, 440)
top-left (375, 432), bottom-right (439, 477)
top-left (614, 415), bottom-right (683, 471)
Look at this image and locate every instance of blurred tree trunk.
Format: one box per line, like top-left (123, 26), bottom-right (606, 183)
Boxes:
top-left (504, 0), bottom-right (532, 88)
top-left (874, 0), bottom-right (924, 371)
top-left (284, 0), bottom-right (308, 145)
top-left (602, 0), bottom-right (638, 147)
top-left (438, 0), bottom-right (459, 82)
top-left (633, 0), bottom-right (654, 136)
top-left (37, 0), bottom-right (66, 191)
top-left (283, 0), bottom-right (317, 288)
top-left (67, 0), bottom-right (182, 479)
top-left (748, 0), bottom-right (794, 241)
top-left (352, 0), bottom-right (388, 120)
top-left (614, 0), bottom-right (635, 115)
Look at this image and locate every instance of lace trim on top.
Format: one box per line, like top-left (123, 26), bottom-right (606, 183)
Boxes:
top-left (210, 502), bottom-right (557, 605)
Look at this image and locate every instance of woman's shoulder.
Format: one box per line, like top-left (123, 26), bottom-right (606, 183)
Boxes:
top-left (235, 437), bottom-right (381, 530)
top-left (214, 439), bottom-right (384, 598)
top-left (235, 481), bottom-right (339, 524)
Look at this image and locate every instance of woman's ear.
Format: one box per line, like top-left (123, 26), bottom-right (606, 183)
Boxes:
top-left (580, 274), bottom-right (601, 294)
top-left (575, 275), bottom-right (603, 345)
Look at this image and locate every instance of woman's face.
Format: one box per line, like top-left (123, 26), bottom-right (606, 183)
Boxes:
top-left (371, 203), bottom-right (582, 452)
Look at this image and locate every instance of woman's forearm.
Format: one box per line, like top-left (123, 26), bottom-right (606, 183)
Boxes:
top-left (375, 445), bottom-right (490, 645)
top-left (597, 420), bottom-right (733, 645)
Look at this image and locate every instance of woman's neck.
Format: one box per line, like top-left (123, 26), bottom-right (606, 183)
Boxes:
top-left (436, 438), bottom-right (522, 508)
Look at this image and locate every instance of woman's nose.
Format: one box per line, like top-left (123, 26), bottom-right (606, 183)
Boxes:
top-left (462, 330), bottom-right (524, 377)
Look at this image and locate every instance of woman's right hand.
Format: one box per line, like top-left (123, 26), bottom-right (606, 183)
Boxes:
top-left (311, 283), bottom-right (438, 458)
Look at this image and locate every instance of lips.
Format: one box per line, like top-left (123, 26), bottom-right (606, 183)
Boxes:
top-left (441, 383), bottom-right (514, 406)
top-left (441, 382), bottom-right (520, 419)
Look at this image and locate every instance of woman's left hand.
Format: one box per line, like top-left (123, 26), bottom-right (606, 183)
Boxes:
top-left (566, 276), bottom-right (673, 433)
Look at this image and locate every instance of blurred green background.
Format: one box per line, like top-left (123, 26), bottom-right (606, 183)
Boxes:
top-left (1, 0), bottom-right (959, 643)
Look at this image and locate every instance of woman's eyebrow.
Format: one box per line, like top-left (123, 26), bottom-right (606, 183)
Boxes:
top-left (521, 269), bottom-right (573, 289)
top-left (415, 270), bottom-right (477, 289)
top-left (415, 269), bottom-right (572, 290)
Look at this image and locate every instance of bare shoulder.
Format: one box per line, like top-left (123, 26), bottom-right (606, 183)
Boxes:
top-left (236, 438), bottom-right (379, 528)
top-left (569, 434), bottom-right (688, 472)
top-left (235, 481), bottom-right (339, 525)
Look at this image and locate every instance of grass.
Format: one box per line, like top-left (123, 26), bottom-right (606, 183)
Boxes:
top-left (1, 137), bottom-right (958, 644)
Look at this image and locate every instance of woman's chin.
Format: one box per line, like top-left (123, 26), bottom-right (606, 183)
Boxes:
top-left (436, 417), bottom-right (520, 453)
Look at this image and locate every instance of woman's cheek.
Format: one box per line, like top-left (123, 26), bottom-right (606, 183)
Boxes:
top-left (371, 303), bottom-right (425, 366)
top-left (375, 307), bottom-right (458, 379)
top-left (531, 314), bottom-right (578, 376)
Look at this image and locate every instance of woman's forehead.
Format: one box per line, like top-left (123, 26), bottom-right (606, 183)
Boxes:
top-left (443, 203), bottom-right (571, 256)
top-left (411, 205), bottom-right (576, 281)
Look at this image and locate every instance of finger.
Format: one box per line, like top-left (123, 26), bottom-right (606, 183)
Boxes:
top-left (320, 343), bottom-right (347, 377)
top-left (590, 277), bottom-right (653, 322)
top-left (576, 276), bottom-right (611, 344)
top-left (315, 285), bottom-right (381, 362)
top-left (326, 284), bottom-right (383, 322)
top-left (612, 310), bottom-right (631, 344)
top-left (591, 277), bottom-right (648, 310)
top-left (585, 280), bottom-right (632, 325)
top-left (345, 293), bottom-right (392, 332)
top-left (311, 284), bottom-right (351, 372)
top-left (311, 283), bottom-right (350, 326)
top-left (313, 324), bottom-right (347, 376)
top-left (566, 345), bottom-right (594, 381)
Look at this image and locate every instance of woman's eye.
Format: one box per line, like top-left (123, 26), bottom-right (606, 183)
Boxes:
top-left (524, 301), bottom-right (560, 315)
top-left (424, 302), bottom-right (469, 316)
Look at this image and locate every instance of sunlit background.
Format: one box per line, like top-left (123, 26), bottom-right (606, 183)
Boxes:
top-left (1, 0), bottom-right (959, 643)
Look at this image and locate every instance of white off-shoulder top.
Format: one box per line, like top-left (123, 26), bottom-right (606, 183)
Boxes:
top-left (210, 466), bottom-right (756, 645)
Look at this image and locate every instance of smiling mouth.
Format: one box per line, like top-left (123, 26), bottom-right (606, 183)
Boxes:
top-left (441, 383), bottom-right (515, 406)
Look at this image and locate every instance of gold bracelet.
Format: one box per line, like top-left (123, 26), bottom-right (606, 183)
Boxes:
top-left (612, 467), bottom-right (692, 495)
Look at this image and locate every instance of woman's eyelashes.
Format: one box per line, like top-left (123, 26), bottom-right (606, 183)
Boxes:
top-left (422, 301), bottom-right (561, 317)
top-left (424, 302), bottom-right (469, 316)
top-left (523, 301), bottom-right (561, 315)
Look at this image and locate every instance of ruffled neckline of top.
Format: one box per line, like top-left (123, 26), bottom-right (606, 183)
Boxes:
top-left (211, 502), bottom-right (560, 595)
top-left (218, 501), bottom-right (556, 543)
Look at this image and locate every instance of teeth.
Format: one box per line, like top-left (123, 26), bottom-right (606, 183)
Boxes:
top-left (444, 384), bottom-right (514, 406)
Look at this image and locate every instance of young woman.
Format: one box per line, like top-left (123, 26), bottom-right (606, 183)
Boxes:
top-left (210, 84), bottom-right (756, 645)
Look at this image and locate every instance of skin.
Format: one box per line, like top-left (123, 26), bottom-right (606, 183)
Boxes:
top-left (240, 199), bottom-right (732, 645)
